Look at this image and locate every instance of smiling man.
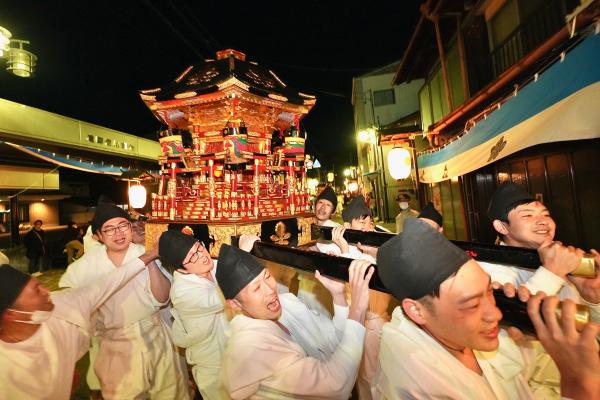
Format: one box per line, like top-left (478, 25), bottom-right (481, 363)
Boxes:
top-left (219, 244), bottom-right (374, 399)
top-left (480, 182), bottom-right (600, 312)
top-left (374, 218), bottom-right (558, 399)
top-left (59, 203), bottom-right (189, 400)
top-left (314, 186), bottom-right (340, 227)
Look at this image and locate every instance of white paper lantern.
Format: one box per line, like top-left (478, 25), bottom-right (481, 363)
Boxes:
top-left (129, 184), bottom-right (147, 209)
top-left (387, 147), bottom-right (412, 180)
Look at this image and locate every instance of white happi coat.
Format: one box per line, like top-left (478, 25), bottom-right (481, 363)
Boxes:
top-left (0, 257), bottom-right (145, 400)
top-left (170, 263), bottom-right (229, 400)
top-left (58, 243), bottom-right (189, 400)
top-left (222, 302), bottom-right (365, 400)
top-left (374, 307), bottom-right (559, 400)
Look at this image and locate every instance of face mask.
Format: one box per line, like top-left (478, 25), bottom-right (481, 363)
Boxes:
top-left (7, 309), bottom-right (52, 324)
top-left (399, 202), bottom-right (409, 210)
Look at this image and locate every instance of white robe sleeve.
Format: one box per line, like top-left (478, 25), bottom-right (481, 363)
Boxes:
top-left (342, 246), bottom-right (376, 264)
top-left (58, 251), bottom-right (97, 288)
top-left (520, 267), bottom-right (565, 296)
top-left (144, 260), bottom-right (173, 307)
top-left (170, 278), bottom-right (225, 348)
top-left (52, 257), bottom-right (146, 330)
top-left (479, 261), bottom-right (565, 296)
top-left (226, 320), bottom-right (365, 400)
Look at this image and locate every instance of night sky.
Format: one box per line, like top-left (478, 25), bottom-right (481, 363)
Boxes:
top-left (0, 1), bottom-right (420, 172)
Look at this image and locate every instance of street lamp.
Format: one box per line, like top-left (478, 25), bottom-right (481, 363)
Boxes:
top-left (0, 25), bottom-right (37, 78)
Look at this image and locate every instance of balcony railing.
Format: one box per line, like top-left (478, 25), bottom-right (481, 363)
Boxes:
top-left (489, 0), bottom-right (576, 78)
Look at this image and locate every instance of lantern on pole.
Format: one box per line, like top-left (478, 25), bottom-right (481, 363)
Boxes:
top-left (387, 147), bottom-right (412, 180)
top-left (129, 183), bottom-right (147, 209)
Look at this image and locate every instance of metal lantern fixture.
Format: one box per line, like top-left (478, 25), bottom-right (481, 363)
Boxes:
top-left (129, 183), bottom-right (147, 209)
top-left (5, 39), bottom-right (37, 77)
top-left (0, 24), bottom-right (37, 78)
top-left (387, 147), bottom-right (412, 180)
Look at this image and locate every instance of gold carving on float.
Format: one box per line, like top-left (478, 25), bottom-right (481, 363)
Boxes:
top-left (297, 216), bottom-right (313, 246)
top-left (174, 91), bottom-right (197, 99)
top-left (268, 93), bottom-right (288, 102)
top-left (208, 225), bottom-right (236, 257)
top-left (270, 221), bottom-right (291, 245)
top-left (237, 223), bottom-right (261, 237)
top-left (140, 94), bottom-right (156, 101)
top-left (217, 77), bottom-right (250, 91)
top-left (144, 223), bottom-right (169, 251)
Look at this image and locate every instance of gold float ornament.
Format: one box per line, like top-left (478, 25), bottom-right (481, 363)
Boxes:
top-left (270, 221), bottom-right (291, 245)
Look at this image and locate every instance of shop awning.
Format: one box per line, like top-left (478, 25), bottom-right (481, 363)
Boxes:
top-left (4, 142), bottom-right (128, 176)
top-left (417, 31), bottom-right (600, 183)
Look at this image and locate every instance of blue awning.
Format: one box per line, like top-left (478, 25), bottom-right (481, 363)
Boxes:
top-left (4, 141), bottom-right (129, 176)
top-left (417, 31), bottom-right (600, 183)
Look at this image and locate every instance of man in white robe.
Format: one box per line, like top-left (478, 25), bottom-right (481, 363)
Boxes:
top-left (373, 218), bottom-right (573, 399)
top-left (297, 186), bottom-right (341, 316)
top-left (159, 229), bottom-right (229, 400)
top-left (59, 203), bottom-right (189, 400)
top-left (218, 244), bottom-right (374, 399)
top-left (0, 247), bottom-right (157, 400)
top-left (480, 182), bottom-right (600, 326)
top-left (317, 194), bottom-right (389, 400)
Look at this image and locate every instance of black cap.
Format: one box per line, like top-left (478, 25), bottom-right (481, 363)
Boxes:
top-left (316, 186), bottom-right (337, 211)
top-left (377, 218), bottom-right (470, 300)
top-left (342, 195), bottom-right (371, 222)
top-left (159, 230), bottom-right (198, 270)
top-left (91, 203), bottom-right (130, 234)
top-left (0, 264), bottom-right (31, 314)
top-left (418, 202), bottom-right (443, 228)
top-left (396, 193), bottom-right (411, 202)
top-left (97, 195), bottom-right (115, 205)
top-left (487, 182), bottom-right (536, 222)
top-left (216, 244), bottom-right (264, 299)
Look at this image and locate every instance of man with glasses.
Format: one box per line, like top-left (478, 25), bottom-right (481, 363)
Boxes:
top-left (158, 229), bottom-right (229, 400)
top-left (59, 203), bottom-right (189, 400)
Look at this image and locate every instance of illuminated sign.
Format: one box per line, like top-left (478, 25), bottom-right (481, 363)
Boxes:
top-left (86, 135), bottom-right (135, 152)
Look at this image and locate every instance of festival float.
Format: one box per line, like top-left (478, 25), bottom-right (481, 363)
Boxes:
top-left (140, 49), bottom-right (316, 256)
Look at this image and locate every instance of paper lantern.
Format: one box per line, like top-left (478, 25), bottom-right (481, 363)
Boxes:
top-left (388, 147), bottom-right (412, 180)
top-left (129, 184), bottom-right (147, 209)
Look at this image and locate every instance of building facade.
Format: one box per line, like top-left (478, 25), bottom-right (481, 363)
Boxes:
top-left (352, 62), bottom-right (423, 222)
top-left (393, 0), bottom-right (600, 246)
top-left (0, 97), bottom-right (160, 252)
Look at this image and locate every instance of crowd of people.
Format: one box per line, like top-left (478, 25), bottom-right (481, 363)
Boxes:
top-left (0, 182), bottom-right (599, 399)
